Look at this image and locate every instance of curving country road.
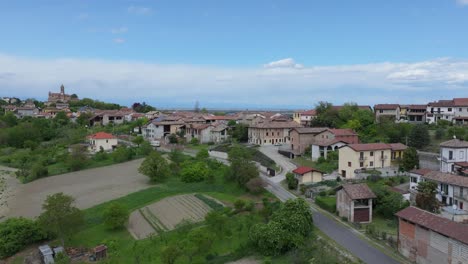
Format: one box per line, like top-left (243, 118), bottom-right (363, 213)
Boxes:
top-left (258, 145), bottom-right (402, 264)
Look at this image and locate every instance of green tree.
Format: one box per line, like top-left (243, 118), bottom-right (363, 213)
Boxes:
top-left (180, 161), bottom-right (209, 182)
top-left (182, 227), bottom-right (215, 262)
top-left (230, 124), bottom-right (249, 142)
top-left (103, 203), bottom-right (129, 230)
top-left (435, 128), bottom-right (445, 140)
top-left (37, 193), bottom-right (83, 246)
top-left (76, 112), bottom-right (92, 126)
top-left (111, 146), bottom-right (134, 162)
top-left (54, 111), bottom-right (70, 126)
top-left (377, 191), bottom-right (409, 218)
top-left (227, 145), bottom-right (259, 187)
top-left (133, 136), bottom-right (144, 147)
top-left (205, 210), bottom-right (229, 237)
top-left (408, 124), bottom-right (430, 149)
top-left (416, 181), bottom-right (440, 213)
top-left (0, 217), bottom-right (47, 258)
top-left (400, 147), bottom-right (419, 171)
top-left (286, 172), bottom-right (298, 190)
top-left (168, 133), bottom-right (178, 144)
top-left (160, 244), bottom-right (181, 264)
top-left (1, 112), bottom-right (18, 127)
top-left (138, 151), bottom-right (171, 182)
top-left (195, 148), bottom-right (209, 160)
top-left (67, 145), bottom-right (88, 171)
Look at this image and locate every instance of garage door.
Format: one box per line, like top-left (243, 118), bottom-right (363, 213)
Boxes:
top-left (354, 208), bottom-right (370, 222)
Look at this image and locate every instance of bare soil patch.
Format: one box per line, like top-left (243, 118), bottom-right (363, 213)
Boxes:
top-left (3, 159), bottom-right (150, 219)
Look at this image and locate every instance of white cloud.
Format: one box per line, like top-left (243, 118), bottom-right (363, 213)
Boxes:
top-left (264, 58), bottom-right (303, 69)
top-left (456, 0), bottom-right (468, 6)
top-left (127, 6), bottom-right (152, 15)
top-left (0, 54), bottom-right (467, 108)
top-left (111, 27), bottom-right (128, 34)
top-left (113, 38), bottom-right (126, 43)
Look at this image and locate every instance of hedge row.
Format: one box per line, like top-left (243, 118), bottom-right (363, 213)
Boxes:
top-left (315, 196), bottom-right (336, 214)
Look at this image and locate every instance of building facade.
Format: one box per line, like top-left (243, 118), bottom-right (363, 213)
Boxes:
top-left (292, 166), bottom-right (323, 185)
top-left (336, 184), bottom-right (376, 223)
top-left (439, 139), bottom-right (468, 174)
top-left (87, 132), bottom-right (118, 153)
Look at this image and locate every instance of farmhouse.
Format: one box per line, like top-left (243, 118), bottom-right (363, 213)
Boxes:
top-left (87, 132), bottom-right (118, 153)
top-left (396, 206), bottom-right (468, 264)
top-left (292, 166), bottom-right (323, 185)
top-left (439, 138), bottom-right (468, 174)
top-left (336, 183), bottom-right (376, 223)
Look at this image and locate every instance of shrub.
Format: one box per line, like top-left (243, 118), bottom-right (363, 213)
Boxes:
top-left (245, 177), bottom-right (265, 194)
top-left (315, 196), bottom-right (336, 213)
top-left (341, 216), bottom-right (348, 222)
top-left (318, 190), bottom-right (327, 196)
top-left (0, 217), bottom-right (47, 258)
top-left (286, 172), bottom-right (298, 190)
top-left (103, 203), bottom-right (129, 230)
top-left (336, 176), bottom-right (341, 182)
top-left (245, 201), bottom-right (255, 212)
top-left (234, 199), bottom-right (246, 211)
top-left (190, 138), bottom-right (199, 145)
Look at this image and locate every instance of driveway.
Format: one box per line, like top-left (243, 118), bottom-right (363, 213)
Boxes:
top-left (3, 159), bottom-right (150, 219)
top-left (258, 146), bottom-right (296, 183)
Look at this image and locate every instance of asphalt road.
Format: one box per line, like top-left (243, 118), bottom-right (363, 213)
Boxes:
top-left (258, 146), bottom-right (401, 264)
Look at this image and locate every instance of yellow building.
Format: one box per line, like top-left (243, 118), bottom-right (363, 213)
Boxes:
top-left (338, 143), bottom-right (406, 179)
top-left (292, 166), bottom-right (323, 184)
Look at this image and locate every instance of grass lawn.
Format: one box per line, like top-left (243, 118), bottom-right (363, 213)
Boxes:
top-left (315, 196), bottom-right (337, 213)
top-left (369, 215), bottom-right (398, 236)
top-left (293, 157), bottom-right (338, 174)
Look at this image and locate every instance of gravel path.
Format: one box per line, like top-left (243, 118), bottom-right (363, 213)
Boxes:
top-left (0, 166), bottom-right (19, 219)
top-left (4, 159), bottom-right (150, 219)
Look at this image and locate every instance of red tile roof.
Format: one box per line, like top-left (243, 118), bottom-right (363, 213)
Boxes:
top-left (87, 132), bottom-right (115, 140)
top-left (329, 128), bottom-right (358, 136)
top-left (300, 109), bottom-right (317, 116)
top-left (453, 98), bottom-right (468, 106)
top-left (388, 143), bottom-right (408, 151)
top-left (346, 143), bottom-right (392, 151)
top-left (341, 184), bottom-right (376, 199)
top-left (374, 104), bottom-right (399, 110)
top-left (440, 139), bottom-right (468, 148)
top-left (455, 162), bottom-right (468, 167)
top-left (409, 168), bottom-right (432, 176)
top-left (423, 171), bottom-right (468, 188)
top-left (428, 100), bottom-right (454, 107)
top-left (292, 166), bottom-right (322, 175)
top-left (396, 206), bottom-right (468, 245)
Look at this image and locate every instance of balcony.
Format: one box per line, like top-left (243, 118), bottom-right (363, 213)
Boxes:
top-left (359, 156), bottom-right (367, 161)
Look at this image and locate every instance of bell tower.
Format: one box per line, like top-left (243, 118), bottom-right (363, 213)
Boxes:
top-left (60, 84), bottom-right (65, 94)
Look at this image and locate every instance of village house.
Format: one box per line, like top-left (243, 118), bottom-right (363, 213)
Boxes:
top-left (211, 124), bottom-right (229, 143)
top-left (396, 206), bottom-right (468, 264)
top-left (336, 183), bottom-right (376, 223)
top-left (289, 127), bottom-right (328, 157)
top-left (143, 116), bottom-right (185, 140)
top-left (421, 171), bottom-right (468, 223)
top-left (338, 143), bottom-right (407, 179)
top-left (292, 166), bottom-right (323, 185)
top-left (248, 116), bottom-right (302, 146)
top-left (374, 104), bottom-right (400, 122)
top-left (310, 129), bottom-right (359, 161)
top-left (185, 123), bottom-right (214, 144)
top-left (409, 168), bottom-right (432, 192)
top-left (426, 99), bottom-right (456, 124)
top-left (293, 109), bottom-right (317, 126)
top-left (404, 105), bottom-right (427, 123)
top-left (87, 132), bottom-right (118, 153)
top-left (439, 139), bottom-right (468, 174)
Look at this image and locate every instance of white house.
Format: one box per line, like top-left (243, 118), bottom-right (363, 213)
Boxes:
top-left (427, 99), bottom-right (456, 124)
top-left (211, 124), bottom-right (229, 143)
top-left (439, 139), bottom-right (468, 174)
top-left (87, 132), bottom-right (118, 153)
top-left (143, 122), bottom-right (165, 140)
top-left (421, 171), bottom-right (468, 223)
top-left (409, 168), bottom-right (432, 191)
top-left (186, 124), bottom-right (214, 144)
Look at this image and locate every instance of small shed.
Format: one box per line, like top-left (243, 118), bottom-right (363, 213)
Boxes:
top-left (39, 245), bottom-right (54, 264)
top-left (94, 244), bottom-right (108, 260)
top-left (292, 166), bottom-right (323, 185)
top-left (336, 183), bottom-right (376, 223)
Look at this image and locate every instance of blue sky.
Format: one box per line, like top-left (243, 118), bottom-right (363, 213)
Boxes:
top-left (1, 0), bottom-right (468, 109)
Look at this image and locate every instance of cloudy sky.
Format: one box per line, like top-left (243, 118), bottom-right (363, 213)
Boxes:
top-left (1, 0), bottom-right (468, 109)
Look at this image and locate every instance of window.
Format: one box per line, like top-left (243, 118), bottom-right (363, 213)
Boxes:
top-left (266, 132), bottom-right (268, 136)
top-left (411, 177), bottom-right (417, 183)
top-left (460, 151), bottom-right (465, 159)
top-left (448, 108), bottom-right (452, 112)
top-left (441, 184), bottom-right (448, 195)
top-left (360, 162), bottom-right (364, 167)
top-left (348, 162), bottom-right (352, 167)
top-left (461, 187), bottom-right (464, 197)
top-left (460, 108), bottom-right (463, 112)
top-left (277, 132), bottom-right (280, 136)
top-left (106, 140), bottom-right (108, 143)
top-left (370, 161), bottom-right (374, 167)
top-left (370, 151), bottom-right (374, 156)
top-left (449, 151), bottom-right (453, 160)
top-left (379, 110), bottom-right (383, 113)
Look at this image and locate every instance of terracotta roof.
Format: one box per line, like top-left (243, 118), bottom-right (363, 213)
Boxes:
top-left (423, 171), bottom-right (468, 188)
top-left (313, 138), bottom-right (347, 147)
top-left (374, 104), bottom-right (399, 110)
top-left (292, 127), bottom-right (328, 134)
top-left (395, 206), bottom-right (468, 245)
top-left (407, 104), bottom-right (427, 110)
top-left (346, 143), bottom-right (392, 151)
top-left (300, 109), bottom-right (317, 116)
top-left (454, 117), bottom-right (468, 120)
top-left (203, 115), bottom-right (236, 120)
top-left (455, 162), bottom-right (468, 167)
top-left (409, 168), bottom-right (432, 176)
top-left (428, 100), bottom-right (454, 107)
top-left (329, 128), bottom-right (357, 136)
top-left (440, 139), bottom-right (468, 148)
top-left (341, 184), bottom-right (376, 199)
top-left (389, 143), bottom-right (408, 151)
top-left (453, 98), bottom-right (468, 106)
top-left (190, 124), bottom-right (212, 130)
top-left (250, 120), bottom-right (302, 129)
top-left (212, 124), bottom-right (228, 132)
top-left (87, 132), bottom-right (115, 140)
top-left (292, 166), bottom-right (322, 175)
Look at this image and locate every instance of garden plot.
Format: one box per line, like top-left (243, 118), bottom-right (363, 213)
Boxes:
top-left (127, 194), bottom-right (222, 240)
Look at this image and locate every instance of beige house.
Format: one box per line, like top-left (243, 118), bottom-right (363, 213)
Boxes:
top-left (289, 127), bottom-right (329, 156)
top-left (374, 104), bottom-right (400, 122)
top-left (338, 143), bottom-right (396, 179)
top-left (87, 132), bottom-right (118, 153)
top-left (292, 166), bottom-right (323, 185)
top-left (248, 117), bottom-right (302, 145)
top-left (336, 184), bottom-right (376, 223)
